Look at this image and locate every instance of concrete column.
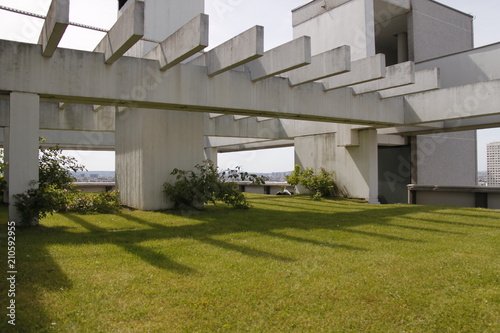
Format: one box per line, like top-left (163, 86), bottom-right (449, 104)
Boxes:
top-left (7, 92), bottom-right (40, 222)
top-left (115, 108), bottom-right (204, 210)
top-left (294, 130), bottom-right (379, 203)
top-left (204, 147), bottom-right (218, 167)
top-left (397, 32), bottom-right (409, 63)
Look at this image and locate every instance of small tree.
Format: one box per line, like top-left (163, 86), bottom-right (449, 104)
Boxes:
top-left (286, 165), bottom-right (345, 200)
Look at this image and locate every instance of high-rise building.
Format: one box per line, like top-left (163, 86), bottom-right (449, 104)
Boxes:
top-left (487, 142), bottom-right (500, 186)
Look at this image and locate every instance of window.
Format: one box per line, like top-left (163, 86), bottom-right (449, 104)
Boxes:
top-left (119, 0), bottom-right (128, 10)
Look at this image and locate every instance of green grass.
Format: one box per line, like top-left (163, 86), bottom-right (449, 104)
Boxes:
top-left (1, 194), bottom-right (499, 332)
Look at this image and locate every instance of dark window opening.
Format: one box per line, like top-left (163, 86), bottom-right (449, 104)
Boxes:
top-left (118, 0), bottom-right (128, 10)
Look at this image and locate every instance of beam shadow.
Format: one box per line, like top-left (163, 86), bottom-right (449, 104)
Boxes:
top-left (264, 231), bottom-right (368, 251)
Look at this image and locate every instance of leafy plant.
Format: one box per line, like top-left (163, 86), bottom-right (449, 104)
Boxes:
top-left (163, 161), bottom-right (267, 210)
top-left (13, 139), bottom-right (121, 226)
top-left (13, 182), bottom-right (73, 226)
top-left (286, 164), bottom-right (346, 200)
top-left (68, 190), bottom-right (121, 214)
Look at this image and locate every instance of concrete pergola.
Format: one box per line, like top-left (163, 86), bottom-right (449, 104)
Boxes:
top-left (1, 0), bottom-right (500, 221)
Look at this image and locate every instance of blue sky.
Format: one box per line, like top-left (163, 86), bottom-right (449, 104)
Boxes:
top-left (0, 0), bottom-right (499, 171)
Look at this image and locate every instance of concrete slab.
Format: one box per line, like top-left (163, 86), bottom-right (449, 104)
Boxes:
top-left (322, 54), bottom-right (386, 91)
top-left (245, 36), bottom-right (311, 82)
top-left (350, 61), bottom-right (415, 95)
top-left (94, 0), bottom-right (145, 64)
top-left (379, 68), bottom-right (440, 99)
top-left (38, 0), bottom-right (69, 57)
top-left (146, 14), bottom-right (209, 71)
top-left (287, 45), bottom-right (351, 87)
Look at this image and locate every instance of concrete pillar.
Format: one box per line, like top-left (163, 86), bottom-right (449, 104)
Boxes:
top-left (115, 108), bottom-right (204, 210)
top-left (7, 92), bottom-right (40, 222)
top-left (397, 32), bottom-right (409, 63)
top-left (294, 130), bottom-right (379, 203)
top-left (204, 147), bottom-right (218, 166)
top-left (114, 0), bottom-right (205, 211)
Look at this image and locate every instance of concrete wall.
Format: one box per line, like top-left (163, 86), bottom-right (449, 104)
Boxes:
top-left (415, 131), bottom-right (477, 186)
top-left (416, 42), bottom-right (500, 87)
top-left (294, 130), bottom-right (378, 202)
top-left (409, 0), bottom-right (473, 62)
top-left (489, 194), bottom-right (500, 210)
top-left (415, 191), bottom-right (475, 207)
top-left (293, 0), bottom-right (375, 59)
top-left (409, 185), bottom-right (500, 209)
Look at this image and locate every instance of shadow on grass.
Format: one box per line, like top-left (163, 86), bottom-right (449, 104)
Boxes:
top-left (3, 197), bottom-right (484, 331)
top-left (0, 224), bottom-right (73, 333)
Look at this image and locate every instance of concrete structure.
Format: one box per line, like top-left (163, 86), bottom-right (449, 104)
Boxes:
top-left (2, 0), bottom-right (500, 221)
top-left (487, 142), bottom-right (500, 186)
top-left (408, 185), bottom-right (500, 210)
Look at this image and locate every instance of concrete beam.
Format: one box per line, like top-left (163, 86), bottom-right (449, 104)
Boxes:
top-left (404, 79), bottom-right (500, 124)
top-left (205, 136), bottom-right (269, 148)
top-left (350, 61), bottom-right (415, 95)
top-left (287, 45), bottom-right (351, 87)
top-left (322, 54), bottom-right (386, 91)
top-left (379, 114), bottom-right (500, 136)
top-left (93, 105), bottom-right (105, 112)
top-left (204, 26), bottom-right (264, 76)
top-left (38, 0), bottom-right (69, 57)
top-left (377, 134), bottom-right (407, 146)
top-left (146, 14), bottom-right (209, 71)
top-left (0, 40), bottom-right (404, 126)
top-left (234, 115), bottom-right (251, 120)
top-left (379, 68), bottom-right (440, 99)
top-left (245, 36), bottom-right (311, 82)
top-left (94, 0), bottom-right (145, 65)
top-left (336, 125), bottom-right (360, 147)
top-left (218, 139), bottom-right (294, 152)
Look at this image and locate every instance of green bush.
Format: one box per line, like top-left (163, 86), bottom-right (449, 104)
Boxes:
top-left (286, 165), bottom-right (346, 200)
top-left (13, 141), bottom-right (121, 226)
top-left (68, 190), bottom-right (121, 214)
top-left (163, 161), bottom-right (266, 210)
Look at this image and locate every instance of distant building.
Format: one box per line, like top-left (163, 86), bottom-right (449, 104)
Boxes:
top-left (487, 142), bottom-right (500, 186)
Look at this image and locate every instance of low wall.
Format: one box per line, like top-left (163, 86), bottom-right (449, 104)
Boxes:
top-left (74, 182), bottom-right (293, 196)
top-left (74, 182), bottom-right (116, 193)
top-left (408, 185), bottom-right (500, 209)
top-left (236, 182), bottom-right (295, 195)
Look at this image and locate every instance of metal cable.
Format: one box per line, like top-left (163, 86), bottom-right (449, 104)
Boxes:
top-left (0, 4), bottom-right (109, 32)
top-left (0, 5), bottom-right (161, 43)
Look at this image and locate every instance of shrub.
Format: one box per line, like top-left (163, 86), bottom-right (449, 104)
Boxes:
top-left (13, 140), bottom-right (121, 226)
top-left (286, 165), bottom-right (346, 200)
top-left (68, 190), bottom-right (121, 214)
top-left (163, 161), bottom-right (266, 210)
top-left (13, 182), bottom-right (75, 226)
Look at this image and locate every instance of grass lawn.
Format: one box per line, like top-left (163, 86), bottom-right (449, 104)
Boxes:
top-left (1, 194), bottom-right (499, 332)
